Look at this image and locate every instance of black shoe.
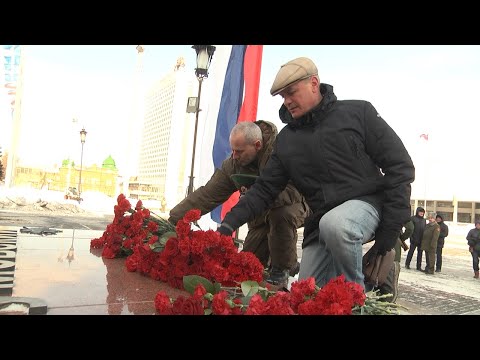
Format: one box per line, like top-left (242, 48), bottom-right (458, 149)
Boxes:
top-left (289, 262), bottom-right (300, 277)
top-left (435, 269), bottom-right (441, 273)
top-left (266, 267), bottom-right (289, 289)
top-left (405, 264), bottom-right (410, 269)
top-left (416, 267), bottom-right (422, 271)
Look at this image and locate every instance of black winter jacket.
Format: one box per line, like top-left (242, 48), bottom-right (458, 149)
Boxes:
top-left (222, 83), bottom-right (415, 250)
top-left (437, 221), bottom-right (449, 247)
top-left (410, 207), bottom-right (427, 245)
top-left (466, 227), bottom-right (480, 248)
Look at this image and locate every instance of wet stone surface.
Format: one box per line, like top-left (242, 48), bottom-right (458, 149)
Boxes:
top-left (398, 283), bottom-right (480, 315)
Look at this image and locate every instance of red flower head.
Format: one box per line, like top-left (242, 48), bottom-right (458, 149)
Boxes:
top-left (212, 291), bottom-right (234, 315)
top-left (154, 291), bottom-right (173, 315)
top-left (184, 209), bottom-right (201, 223)
top-left (176, 220), bottom-right (191, 238)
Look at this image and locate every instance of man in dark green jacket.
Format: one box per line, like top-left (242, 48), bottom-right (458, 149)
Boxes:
top-left (169, 120), bottom-right (310, 286)
top-left (421, 212), bottom-right (441, 274)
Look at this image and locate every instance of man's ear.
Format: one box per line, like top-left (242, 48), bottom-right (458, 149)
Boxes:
top-left (311, 75), bottom-right (320, 92)
top-left (254, 140), bottom-right (262, 151)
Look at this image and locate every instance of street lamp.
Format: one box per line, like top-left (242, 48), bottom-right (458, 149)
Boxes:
top-left (67, 229), bottom-right (75, 266)
top-left (186, 45), bottom-right (216, 196)
top-left (78, 128), bottom-right (87, 204)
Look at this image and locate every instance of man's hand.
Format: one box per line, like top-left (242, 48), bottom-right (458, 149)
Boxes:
top-left (374, 227), bottom-right (400, 255)
top-left (217, 223), bottom-right (234, 236)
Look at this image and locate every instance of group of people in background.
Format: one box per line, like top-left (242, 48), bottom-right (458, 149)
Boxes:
top-left (403, 206), bottom-right (480, 281)
top-left (378, 207), bottom-right (450, 303)
top-left (403, 207), bottom-right (449, 274)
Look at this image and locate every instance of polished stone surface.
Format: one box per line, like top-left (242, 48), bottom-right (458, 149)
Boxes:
top-left (5, 226), bottom-right (189, 315)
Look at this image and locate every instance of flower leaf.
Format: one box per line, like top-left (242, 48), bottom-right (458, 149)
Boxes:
top-left (119, 247), bottom-right (133, 257)
top-left (241, 296), bottom-right (251, 306)
top-left (241, 281), bottom-right (260, 297)
top-left (213, 282), bottom-right (222, 294)
top-left (183, 275), bottom-right (216, 295)
top-left (149, 242), bottom-right (164, 252)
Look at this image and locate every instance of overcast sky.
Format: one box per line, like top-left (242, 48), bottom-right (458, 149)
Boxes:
top-left (2, 45), bottom-right (479, 200)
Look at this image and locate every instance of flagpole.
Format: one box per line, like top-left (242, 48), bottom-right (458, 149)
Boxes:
top-left (420, 133), bottom-right (429, 212)
top-left (424, 152), bottom-right (427, 212)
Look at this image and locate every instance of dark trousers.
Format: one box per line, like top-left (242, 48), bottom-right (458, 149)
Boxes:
top-left (436, 245), bottom-right (443, 271)
top-left (405, 242), bottom-right (423, 269)
top-left (242, 202), bottom-right (309, 270)
top-left (471, 250), bottom-right (480, 272)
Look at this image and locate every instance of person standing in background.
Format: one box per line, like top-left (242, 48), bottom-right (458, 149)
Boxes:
top-left (466, 221), bottom-right (480, 279)
top-left (420, 212), bottom-right (440, 275)
top-left (405, 206), bottom-right (426, 270)
top-left (435, 214), bottom-right (449, 272)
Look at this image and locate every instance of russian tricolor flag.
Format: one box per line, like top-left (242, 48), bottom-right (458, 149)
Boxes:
top-left (195, 45), bottom-right (263, 226)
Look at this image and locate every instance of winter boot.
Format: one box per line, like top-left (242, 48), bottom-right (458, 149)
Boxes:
top-left (474, 271), bottom-right (479, 279)
top-left (289, 261), bottom-right (301, 277)
top-left (266, 267), bottom-right (290, 291)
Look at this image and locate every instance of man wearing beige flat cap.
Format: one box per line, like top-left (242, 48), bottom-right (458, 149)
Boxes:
top-left (217, 56), bottom-right (415, 291)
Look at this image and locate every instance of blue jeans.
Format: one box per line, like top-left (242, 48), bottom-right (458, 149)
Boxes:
top-left (299, 200), bottom-right (380, 290)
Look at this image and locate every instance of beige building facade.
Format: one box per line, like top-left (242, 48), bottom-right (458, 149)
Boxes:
top-left (12, 155), bottom-right (119, 197)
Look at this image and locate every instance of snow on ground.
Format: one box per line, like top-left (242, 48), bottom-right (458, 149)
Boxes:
top-left (0, 302), bottom-right (30, 315)
top-left (0, 186), bottom-right (117, 216)
top-left (0, 185), bottom-right (173, 219)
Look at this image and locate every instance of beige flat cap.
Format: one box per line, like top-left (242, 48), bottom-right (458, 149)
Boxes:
top-left (270, 57), bottom-right (318, 96)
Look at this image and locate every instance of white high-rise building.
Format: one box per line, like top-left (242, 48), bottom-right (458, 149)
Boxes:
top-left (1, 45), bottom-right (24, 188)
top-left (136, 58), bottom-right (196, 208)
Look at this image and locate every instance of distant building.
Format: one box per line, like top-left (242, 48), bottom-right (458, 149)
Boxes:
top-left (411, 199), bottom-right (480, 224)
top-left (1, 45), bottom-right (24, 188)
top-left (131, 58), bottom-right (196, 207)
top-left (13, 155), bottom-right (119, 197)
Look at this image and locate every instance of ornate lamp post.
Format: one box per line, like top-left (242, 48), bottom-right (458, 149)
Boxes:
top-left (186, 45), bottom-right (216, 196)
top-left (78, 128), bottom-right (87, 204)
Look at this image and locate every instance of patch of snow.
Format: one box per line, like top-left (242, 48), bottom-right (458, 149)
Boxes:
top-left (0, 302), bottom-right (30, 315)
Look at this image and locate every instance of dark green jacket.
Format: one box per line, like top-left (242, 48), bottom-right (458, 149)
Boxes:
top-left (421, 221), bottom-right (440, 252)
top-left (400, 220), bottom-right (414, 241)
